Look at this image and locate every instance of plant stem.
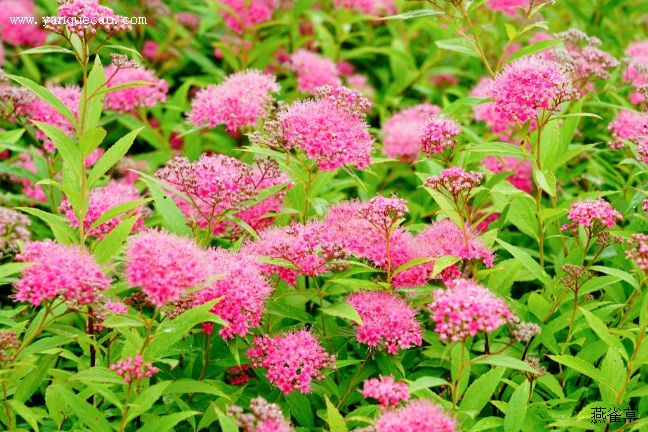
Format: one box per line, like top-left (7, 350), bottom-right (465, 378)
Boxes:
top-left (336, 356), bottom-right (369, 409)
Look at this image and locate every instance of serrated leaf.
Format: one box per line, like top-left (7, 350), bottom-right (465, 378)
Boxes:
top-left (88, 127), bottom-right (143, 187)
top-left (436, 38), bottom-right (480, 58)
top-left (50, 384), bottom-right (112, 432)
top-left (7, 74), bottom-right (76, 125)
top-left (127, 382), bottom-right (171, 422)
top-left (138, 411), bottom-right (199, 432)
top-left (92, 216), bottom-right (139, 264)
top-left (460, 367), bottom-right (505, 416)
top-left (325, 396), bottom-right (348, 432)
top-left (504, 380), bottom-right (530, 432)
top-left (472, 355), bottom-right (537, 372)
top-left (322, 302), bottom-right (363, 325)
top-left (495, 238), bottom-right (551, 285)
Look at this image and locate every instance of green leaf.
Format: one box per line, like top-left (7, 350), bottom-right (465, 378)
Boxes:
top-left (460, 367), bottom-right (505, 416)
top-left (287, 392), bottom-right (314, 427)
top-left (88, 127), bottom-right (143, 187)
top-left (17, 207), bottom-right (76, 244)
top-left (7, 74), bottom-right (76, 125)
top-left (435, 38), bottom-right (480, 58)
top-left (578, 307), bottom-right (626, 359)
top-left (466, 142), bottom-right (524, 158)
top-left (50, 384), bottom-right (112, 432)
top-left (102, 314), bottom-right (143, 328)
top-left (505, 39), bottom-right (562, 64)
top-left (507, 195), bottom-right (538, 240)
top-left (8, 400), bottom-right (43, 431)
top-left (33, 122), bottom-right (82, 176)
top-left (392, 256), bottom-right (435, 277)
top-left (590, 266), bottom-right (637, 288)
top-left (532, 167), bottom-right (556, 197)
top-left (0, 262), bottom-right (33, 280)
top-left (145, 300), bottom-right (225, 358)
top-left (472, 355), bottom-right (537, 373)
top-left (378, 9), bottom-right (443, 20)
top-left (163, 379), bottom-right (229, 399)
top-left (80, 56), bottom-right (105, 132)
top-left (92, 216), bottom-right (139, 264)
top-left (495, 238), bottom-right (551, 285)
top-left (431, 255), bottom-right (460, 277)
top-left (548, 355), bottom-right (610, 389)
top-left (325, 396), bottom-right (348, 432)
top-left (19, 45), bottom-right (74, 56)
top-left (70, 367), bottom-right (125, 385)
top-left (138, 412), bottom-right (199, 432)
top-left (88, 198), bottom-right (152, 231)
top-left (127, 382), bottom-right (171, 422)
top-left (504, 380), bottom-right (530, 432)
top-left (79, 127), bottom-right (106, 158)
top-left (322, 302), bottom-right (363, 325)
top-left (140, 175), bottom-right (191, 236)
top-left (408, 376), bottom-right (449, 393)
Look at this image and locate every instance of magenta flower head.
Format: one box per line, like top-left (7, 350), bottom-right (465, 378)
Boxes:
top-left (25, 85), bottom-right (80, 152)
top-left (188, 70), bottom-right (279, 135)
top-left (374, 400), bottom-right (456, 432)
top-left (104, 64), bottom-right (168, 113)
top-left (45, 0), bottom-right (131, 37)
top-left (60, 181), bottom-right (147, 239)
top-left (15, 240), bottom-right (109, 306)
top-left (347, 291), bottom-right (422, 355)
top-left (272, 86), bottom-right (373, 170)
top-left (194, 249), bottom-right (273, 339)
top-left (486, 0), bottom-right (530, 15)
top-left (428, 279), bottom-right (515, 342)
top-left (489, 56), bottom-right (578, 123)
top-left (125, 230), bottom-right (210, 307)
top-left (0, 0), bottom-right (47, 46)
top-left (247, 330), bottom-right (336, 394)
top-left (220, 0), bottom-right (278, 34)
top-left (424, 167), bottom-right (484, 196)
top-left (110, 355), bottom-right (158, 384)
top-left (471, 77), bottom-right (517, 140)
top-left (421, 115), bottom-right (461, 156)
top-left (242, 221), bottom-right (347, 285)
top-left (561, 198), bottom-right (622, 234)
top-left (229, 397), bottom-right (293, 432)
top-left (382, 103), bottom-right (441, 161)
top-left (361, 375), bottom-right (409, 410)
top-left (607, 110), bottom-right (648, 149)
top-left (289, 49), bottom-right (341, 93)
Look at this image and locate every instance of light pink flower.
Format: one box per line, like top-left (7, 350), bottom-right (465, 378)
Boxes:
top-left (561, 198), bottom-right (622, 233)
top-left (49, 0), bottom-right (131, 37)
top-left (333, 0), bottom-right (396, 15)
top-left (220, 0), bottom-right (278, 34)
top-left (374, 400), bottom-right (457, 432)
top-left (248, 330), bottom-right (335, 394)
top-left (15, 240), bottom-right (109, 306)
top-left (421, 115), bottom-right (461, 156)
top-left (486, 0), bottom-right (530, 15)
top-left (348, 291), bottom-right (422, 355)
top-left (125, 230), bottom-right (210, 306)
top-left (0, 0), bottom-right (47, 46)
top-left (25, 85), bottom-right (80, 152)
top-left (103, 301), bottom-right (128, 315)
top-left (230, 397), bottom-right (293, 432)
top-left (110, 355), bottom-right (158, 384)
top-left (607, 110), bottom-right (648, 149)
top-left (361, 375), bottom-right (409, 409)
top-left (424, 167), bottom-right (484, 195)
top-left (471, 77), bottom-right (516, 139)
top-left (188, 70), bottom-right (279, 134)
top-left (639, 139), bottom-right (648, 164)
top-left (626, 234), bottom-right (648, 272)
top-left (428, 279), bottom-right (515, 342)
top-left (104, 65), bottom-right (168, 113)
top-left (11, 153), bottom-right (46, 202)
top-left (289, 50), bottom-right (341, 93)
top-left (382, 103), bottom-right (441, 161)
top-left (482, 156), bottom-right (533, 193)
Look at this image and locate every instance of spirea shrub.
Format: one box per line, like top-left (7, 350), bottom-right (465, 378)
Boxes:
top-left (0, 0), bottom-right (646, 431)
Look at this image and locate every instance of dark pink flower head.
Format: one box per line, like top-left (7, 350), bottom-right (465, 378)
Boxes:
top-left (60, 181), bottom-right (147, 239)
top-left (194, 249), bottom-right (273, 339)
top-left (428, 279), bottom-right (515, 342)
top-left (156, 154), bottom-right (259, 232)
top-left (607, 110), bottom-right (648, 149)
top-left (361, 375), bottom-right (409, 410)
top-left (289, 49), bottom-right (341, 93)
top-left (188, 70), bottom-right (279, 134)
top-left (25, 85), bottom-right (80, 152)
top-left (471, 77), bottom-right (516, 139)
top-left (142, 40), bottom-right (159, 60)
top-left (104, 65), bottom-right (168, 113)
top-left (0, 0), bottom-right (47, 46)
top-left (220, 0), bottom-right (278, 34)
top-left (273, 86), bottom-right (373, 170)
top-left (424, 167), bottom-right (484, 196)
top-left (421, 115), bottom-right (461, 156)
top-left (15, 240), bottom-right (109, 306)
top-left (47, 0), bottom-right (131, 37)
top-left (374, 400), bottom-right (456, 432)
top-left (561, 198), bottom-right (622, 234)
top-left (482, 156), bottom-right (533, 193)
top-left (333, 0), bottom-right (396, 15)
top-left (489, 56), bottom-right (578, 123)
top-left (382, 103), bottom-right (441, 161)
top-left (125, 230), bottom-right (210, 307)
top-left (486, 0), bottom-right (530, 15)
top-left (242, 221), bottom-right (346, 285)
top-left (247, 330), bottom-right (335, 394)
top-left (229, 397), bottom-right (293, 432)
top-left (626, 234), bottom-right (648, 272)
top-left (348, 291), bottom-right (422, 355)
top-left (110, 355), bottom-right (158, 384)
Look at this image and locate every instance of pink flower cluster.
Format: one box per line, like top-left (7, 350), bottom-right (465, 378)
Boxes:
top-left (60, 181), bottom-right (147, 239)
top-left (482, 156), bottom-right (533, 193)
top-left (26, 85), bottom-right (80, 152)
top-left (220, 0), bottom-right (278, 34)
top-left (194, 249), bottom-right (273, 339)
top-left (188, 70), bottom-right (279, 134)
top-left (103, 301), bottom-right (128, 315)
top-left (626, 234), bottom-right (648, 272)
top-left (0, 0), bottom-right (47, 46)
top-left (639, 139), bottom-right (648, 164)
top-left (560, 39), bottom-right (620, 84)
top-left (11, 153), bottom-right (46, 202)
top-left (561, 198), bottom-right (622, 233)
top-left (289, 50), bottom-right (341, 93)
top-left (15, 240), bottom-right (109, 306)
top-left (50, 0), bottom-right (131, 37)
top-left (607, 110), bottom-right (648, 149)
top-left (247, 330), bottom-right (335, 394)
top-left (243, 221), bottom-right (346, 285)
top-left (374, 400), bottom-right (457, 432)
top-left (333, 0), bottom-right (396, 15)
top-left (471, 78), bottom-right (517, 140)
top-left (428, 279), bottom-right (515, 342)
top-left (489, 56), bottom-right (578, 123)
top-left (125, 230), bottom-right (210, 306)
top-left (110, 355), bottom-right (158, 383)
top-left (623, 40), bottom-right (648, 104)
top-left (361, 375), bottom-right (409, 409)
top-left (355, 195), bottom-right (408, 233)
top-left (104, 65), bottom-right (168, 113)
top-left (382, 103), bottom-right (441, 161)
top-left (229, 397), bottom-right (293, 432)
top-left (348, 291), bottom-right (422, 354)
top-left (421, 115), bottom-right (461, 156)
top-left (486, 0), bottom-right (530, 15)
top-left (274, 86), bottom-right (373, 170)
top-left (424, 167), bottom-right (484, 195)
